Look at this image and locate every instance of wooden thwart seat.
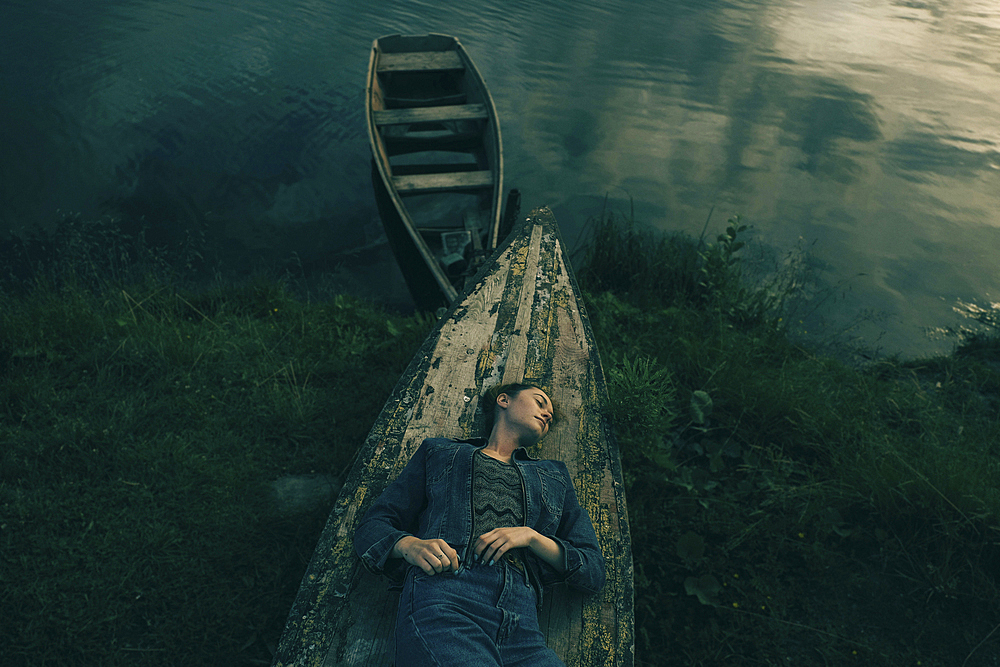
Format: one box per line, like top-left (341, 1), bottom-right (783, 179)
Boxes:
top-left (384, 93), bottom-right (466, 109)
top-left (384, 134), bottom-right (481, 156)
top-left (374, 104), bottom-right (488, 127)
top-left (393, 170), bottom-right (493, 194)
top-left (377, 50), bottom-right (464, 73)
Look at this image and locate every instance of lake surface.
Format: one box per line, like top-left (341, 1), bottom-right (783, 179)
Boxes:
top-left (3, 0), bottom-right (999, 357)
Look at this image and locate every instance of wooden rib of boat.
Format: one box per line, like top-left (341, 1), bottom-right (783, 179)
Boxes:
top-left (366, 33), bottom-right (504, 312)
top-left (272, 208), bottom-right (634, 667)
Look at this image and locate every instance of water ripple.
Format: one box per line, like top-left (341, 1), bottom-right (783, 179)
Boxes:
top-left (3, 0), bottom-right (1000, 355)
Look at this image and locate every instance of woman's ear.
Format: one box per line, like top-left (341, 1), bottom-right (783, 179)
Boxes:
top-left (496, 392), bottom-right (509, 409)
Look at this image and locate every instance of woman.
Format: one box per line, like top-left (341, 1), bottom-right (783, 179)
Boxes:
top-left (354, 382), bottom-right (606, 666)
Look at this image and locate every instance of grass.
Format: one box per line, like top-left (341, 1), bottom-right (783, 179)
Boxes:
top-left (581, 212), bottom-right (1000, 666)
top-left (0, 230), bottom-right (435, 665)
top-left (2, 212), bottom-right (999, 665)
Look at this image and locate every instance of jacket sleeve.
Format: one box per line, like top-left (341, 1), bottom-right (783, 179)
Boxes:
top-left (538, 462), bottom-right (606, 594)
top-left (353, 440), bottom-right (430, 583)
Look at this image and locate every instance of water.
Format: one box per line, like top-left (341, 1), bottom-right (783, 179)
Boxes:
top-left (3, 0), bottom-right (999, 356)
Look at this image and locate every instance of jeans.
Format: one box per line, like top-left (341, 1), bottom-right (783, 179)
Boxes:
top-left (394, 559), bottom-right (564, 667)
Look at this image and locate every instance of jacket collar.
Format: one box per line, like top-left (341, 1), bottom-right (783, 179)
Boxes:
top-left (462, 437), bottom-right (540, 461)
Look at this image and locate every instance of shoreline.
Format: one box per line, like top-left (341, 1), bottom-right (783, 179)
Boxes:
top-left (2, 211), bottom-right (998, 666)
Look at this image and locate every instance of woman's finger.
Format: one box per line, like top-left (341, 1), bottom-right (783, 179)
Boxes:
top-left (423, 540), bottom-right (459, 573)
top-left (481, 536), bottom-right (506, 565)
top-left (442, 544), bottom-right (460, 571)
top-left (432, 540), bottom-right (460, 571)
top-left (473, 531), bottom-right (496, 562)
top-left (475, 539), bottom-right (491, 563)
top-left (426, 548), bottom-right (445, 573)
top-left (415, 547), bottom-right (436, 575)
top-left (406, 539), bottom-right (449, 575)
top-left (478, 527), bottom-right (536, 563)
top-left (411, 549), bottom-right (435, 575)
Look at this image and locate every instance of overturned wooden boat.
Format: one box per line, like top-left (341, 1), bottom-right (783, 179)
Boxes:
top-left (366, 33), bottom-right (504, 312)
top-left (272, 208), bottom-right (634, 666)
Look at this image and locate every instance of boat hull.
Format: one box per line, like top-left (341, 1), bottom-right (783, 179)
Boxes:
top-left (366, 34), bottom-right (504, 311)
top-left (273, 208), bottom-right (634, 667)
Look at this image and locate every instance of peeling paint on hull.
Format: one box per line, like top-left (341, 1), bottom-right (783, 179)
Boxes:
top-left (273, 208), bottom-right (634, 667)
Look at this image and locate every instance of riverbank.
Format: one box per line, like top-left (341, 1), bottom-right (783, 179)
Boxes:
top-left (581, 214), bottom-right (999, 666)
top-left (2, 213), bottom-right (998, 666)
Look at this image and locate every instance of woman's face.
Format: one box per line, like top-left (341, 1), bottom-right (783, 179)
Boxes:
top-left (499, 387), bottom-right (554, 442)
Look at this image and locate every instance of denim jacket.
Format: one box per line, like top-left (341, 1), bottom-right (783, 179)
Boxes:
top-left (354, 437), bottom-right (606, 606)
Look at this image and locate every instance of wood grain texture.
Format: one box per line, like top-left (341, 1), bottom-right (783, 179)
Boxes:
top-left (373, 104), bottom-right (488, 126)
top-left (392, 170), bottom-right (494, 195)
top-left (272, 208), bottom-right (634, 667)
top-left (376, 50), bottom-right (464, 73)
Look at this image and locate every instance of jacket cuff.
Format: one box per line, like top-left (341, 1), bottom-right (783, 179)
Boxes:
top-left (539, 535), bottom-right (584, 585)
top-left (554, 536), bottom-right (581, 577)
top-left (359, 530), bottom-right (409, 575)
top-left (542, 536), bottom-right (604, 593)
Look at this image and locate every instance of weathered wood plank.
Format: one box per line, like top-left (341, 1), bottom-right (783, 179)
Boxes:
top-left (377, 50), bottom-right (464, 73)
top-left (390, 163), bottom-right (478, 177)
top-left (375, 34), bottom-right (457, 55)
top-left (392, 170), bottom-right (493, 194)
top-left (373, 104), bottom-right (488, 126)
top-left (272, 208), bottom-right (634, 667)
top-left (383, 132), bottom-right (480, 156)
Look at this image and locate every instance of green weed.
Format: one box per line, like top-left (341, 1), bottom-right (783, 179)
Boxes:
top-left (2, 210), bottom-right (999, 666)
top-left (0, 248), bottom-right (433, 665)
top-left (578, 208), bottom-right (1000, 666)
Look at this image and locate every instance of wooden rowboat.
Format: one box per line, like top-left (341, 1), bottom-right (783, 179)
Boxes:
top-left (272, 208), bottom-right (634, 666)
top-left (366, 33), bottom-right (504, 312)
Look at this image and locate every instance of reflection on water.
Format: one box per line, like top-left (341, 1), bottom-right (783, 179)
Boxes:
top-left (926, 299), bottom-right (1000, 344)
top-left (2, 0), bottom-right (999, 356)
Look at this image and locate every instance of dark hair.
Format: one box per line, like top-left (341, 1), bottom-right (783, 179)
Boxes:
top-left (481, 383), bottom-right (562, 435)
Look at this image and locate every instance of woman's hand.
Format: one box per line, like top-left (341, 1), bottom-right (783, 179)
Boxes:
top-left (474, 527), bottom-right (565, 572)
top-left (392, 536), bottom-right (460, 575)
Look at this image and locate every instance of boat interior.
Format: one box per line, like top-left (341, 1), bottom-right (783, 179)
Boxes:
top-left (369, 34), bottom-right (499, 274)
